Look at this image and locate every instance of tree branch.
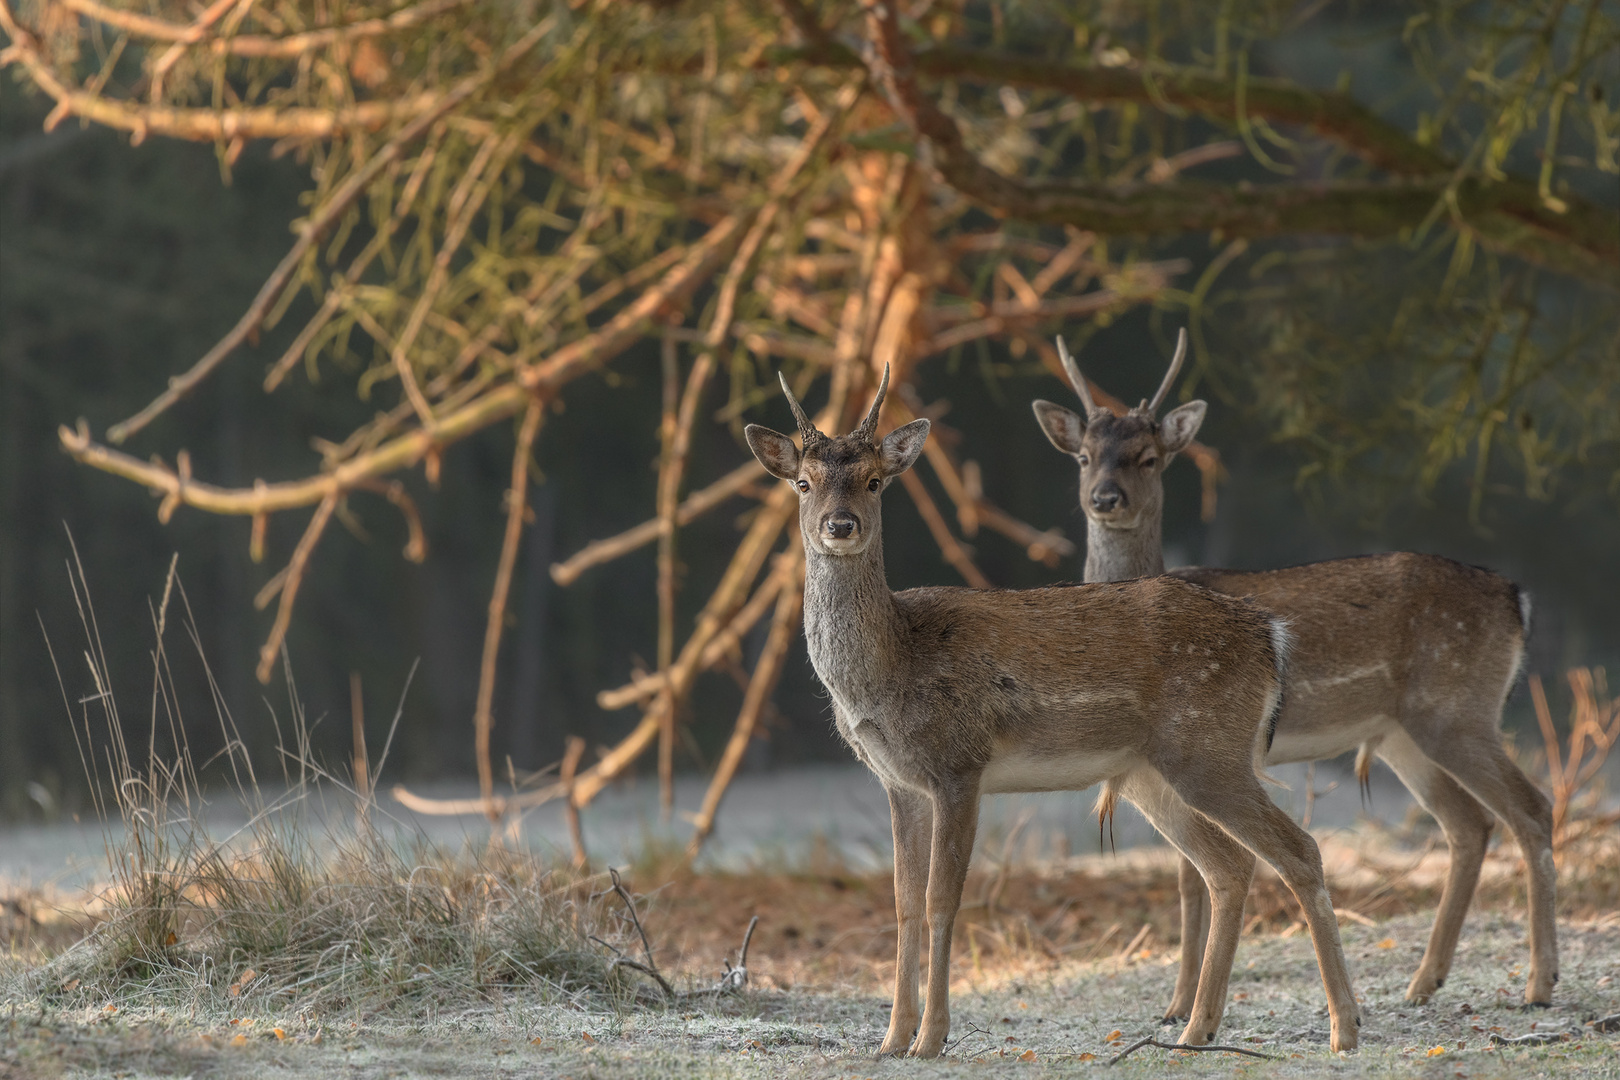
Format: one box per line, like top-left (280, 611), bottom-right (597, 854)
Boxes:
top-left (474, 396), bottom-right (544, 818)
top-left (853, 4), bottom-right (1617, 284)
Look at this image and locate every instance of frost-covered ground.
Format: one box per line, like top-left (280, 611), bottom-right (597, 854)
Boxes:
top-left (6, 912), bottom-right (1617, 1079)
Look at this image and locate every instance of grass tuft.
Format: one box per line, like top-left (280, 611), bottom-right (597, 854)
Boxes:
top-left (16, 546), bottom-right (636, 1020)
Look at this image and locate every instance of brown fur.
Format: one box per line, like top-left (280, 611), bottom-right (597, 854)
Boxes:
top-left (748, 371), bottom-right (1361, 1057)
top-left (1034, 361), bottom-right (1557, 1015)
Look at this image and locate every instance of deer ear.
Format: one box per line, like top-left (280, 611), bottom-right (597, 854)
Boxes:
top-left (1159, 400), bottom-right (1207, 455)
top-left (745, 424), bottom-right (801, 481)
top-left (879, 418), bottom-right (929, 477)
top-left (1032, 400), bottom-right (1087, 456)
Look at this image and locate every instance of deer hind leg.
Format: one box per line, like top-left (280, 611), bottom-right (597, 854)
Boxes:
top-left (880, 786), bottom-right (931, 1056)
top-left (1119, 770), bottom-right (1254, 1047)
top-left (1414, 728), bottom-right (1557, 1004)
top-left (910, 779), bottom-right (980, 1059)
top-left (1169, 769), bottom-right (1361, 1052)
top-left (1375, 729), bottom-right (1494, 1004)
top-left (1164, 856), bottom-right (1213, 1023)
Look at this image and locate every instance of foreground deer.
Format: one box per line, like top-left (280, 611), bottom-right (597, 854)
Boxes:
top-left (746, 368), bottom-right (1360, 1056)
top-left (1032, 330), bottom-right (1555, 1019)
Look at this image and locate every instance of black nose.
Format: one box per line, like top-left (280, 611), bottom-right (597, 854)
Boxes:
top-left (1091, 481), bottom-right (1125, 512)
top-left (826, 516), bottom-right (856, 540)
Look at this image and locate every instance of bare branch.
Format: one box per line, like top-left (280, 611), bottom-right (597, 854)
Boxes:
top-left (256, 494), bottom-right (338, 683)
top-left (687, 551), bottom-right (804, 855)
top-left (474, 396), bottom-right (545, 818)
top-left (95, 15), bottom-right (559, 443)
top-left (549, 461), bottom-right (766, 586)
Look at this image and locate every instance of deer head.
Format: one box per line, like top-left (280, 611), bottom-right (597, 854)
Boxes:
top-left (1031, 329), bottom-right (1206, 532)
top-left (745, 366), bottom-right (931, 557)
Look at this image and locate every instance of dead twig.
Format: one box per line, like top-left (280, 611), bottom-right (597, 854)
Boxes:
top-left (1107, 1036), bottom-right (1277, 1064)
top-left (474, 396), bottom-right (546, 818)
top-left (255, 493), bottom-right (338, 682)
top-left (561, 736), bottom-right (588, 869)
top-left (687, 552), bottom-right (805, 855)
top-left (717, 915), bottom-right (760, 993)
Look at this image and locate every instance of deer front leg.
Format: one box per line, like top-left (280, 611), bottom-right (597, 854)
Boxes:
top-left (911, 778), bottom-right (980, 1059)
top-left (1165, 856), bottom-right (1211, 1023)
top-left (880, 785), bottom-right (931, 1056)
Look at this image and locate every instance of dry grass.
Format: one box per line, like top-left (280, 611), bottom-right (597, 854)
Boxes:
top-left (2, 552), bottom-right (648, 1028)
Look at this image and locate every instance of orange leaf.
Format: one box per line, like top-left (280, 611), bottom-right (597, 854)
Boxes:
top-left (1427, 1045), bottom-right (1446, 1057)
top-left (239, 969), bottom-right (258, 986)
top-left (165, 931), bottom-right (178, 946)
top-left (1078, 1052), bottom-right (1096, 1061)
top-left (231, 1034), bottom-right (248, 1047)
top-left (60, 979), bottom-right (80, 992)
top-left (272, 1028), bottom-right (285, 1040)
top-left (1106, 1029), bottom-right (1123, 1042)
top-left (1377, 938), bottom-right (1397, 949)
top-left (1019, 1049), bottom-right (1037, 1062)
top-left (581, 1031), bottom-right (595, 1043)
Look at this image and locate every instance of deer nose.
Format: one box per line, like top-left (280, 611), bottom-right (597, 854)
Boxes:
top-left (1091, 481), bottom-right (1125, 513)
top-left (826, 515), bottom-right (857, 540)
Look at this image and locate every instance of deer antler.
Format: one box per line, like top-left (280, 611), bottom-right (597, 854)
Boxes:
top-left (1146, 328), bottom-right (1188, 414)
top-left (1054, 336), bottom-right (1099, 416)
top-left (778, 371), bottom-right (826, 447)
top-left (855, 363), bottom-right (891, 442)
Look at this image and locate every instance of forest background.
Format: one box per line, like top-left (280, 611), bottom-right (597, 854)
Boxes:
top-left (0, 0), bottom-right (1616, 825)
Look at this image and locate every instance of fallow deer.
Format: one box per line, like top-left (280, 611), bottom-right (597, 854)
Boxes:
top-left (1032, 330), bottom-right (1555, 1021)
top-left (746, 367), bottom-right (1361, 1056)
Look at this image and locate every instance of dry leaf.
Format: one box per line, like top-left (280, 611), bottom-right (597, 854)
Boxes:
top-left (272, 1028), bottom-right (285, 1040)
top-left (1078, 1052), bottom-right (1096, 1061)
top-left (60, 979), bottom-right (80, 992)
top-left (1377, 938), bottom-right (1397, 949)
top-left (1427, 1045), bottom-right (1446, 1056)
top-left (1105, 1029), bottom-right (1123, 1042)
top-left (164, 931), bottom-right (178, 946)
top-left (1019, 1049), bottom-right (1037, 1062)
top-left (231, 1034), bottom-right (248, 1047)
top-left (581, 1031), bottom-right (595, 1043)
top-left (102, 1005), bottom-right (117, 1013)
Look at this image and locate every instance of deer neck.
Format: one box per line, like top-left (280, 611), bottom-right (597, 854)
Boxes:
top-left (1083, 512), bottom-right (1165, 583)
top-left (801, 541), bottom-right (906, 705)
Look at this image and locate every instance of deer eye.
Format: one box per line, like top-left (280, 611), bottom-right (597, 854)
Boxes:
top-left (796, 479), bottom-right (810, 493)
top-left (1140, 457), bottom-right (1158, 470)
top-left (867, 477), bottom-right (881, 492)
top-left (1078, 454), bottom-right (1090, 467)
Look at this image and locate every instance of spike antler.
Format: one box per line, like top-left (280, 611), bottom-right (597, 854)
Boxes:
top-left (1054, 336), bottom-right (1100, 416)
top-left (855, 363), bottom-right (890, 442)
top-left (1146, 328), bottom-right (1188, 414)
top-left (777, 372), bottom-right (826, 447)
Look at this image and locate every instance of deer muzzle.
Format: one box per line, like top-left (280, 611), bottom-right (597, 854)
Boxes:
top-left (820, 511), bottom-right (861, 553)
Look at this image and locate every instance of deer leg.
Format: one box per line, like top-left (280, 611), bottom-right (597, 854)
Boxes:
top-left (1121, 770), bottom-right (1254, 1046)
top-left (1416, 730), bottom-right (1557, 1004)
top-left (1165, 856), bottom-right (1212, 1023)
top-left (911, 778), bottom-right (980, 1059)
top-left (1375, 729), bottom-right (1494, 1004)
top-left (1172, 772), bottom-right (1360, 1052)
top-left (880, 785), bottom-right (931, 1056)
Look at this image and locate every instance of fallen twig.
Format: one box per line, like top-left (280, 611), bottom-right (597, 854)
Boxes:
top-left (1489, 1027), bottom-right (1582, 1046)
top-left (1107, 1036), bottom-right (1278, 1064)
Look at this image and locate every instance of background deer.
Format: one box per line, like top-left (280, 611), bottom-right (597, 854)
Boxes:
top-left (746, 368), bottom-right (1361, 1057)
top-left (1032, 331), bottom-right (1556, 1021)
